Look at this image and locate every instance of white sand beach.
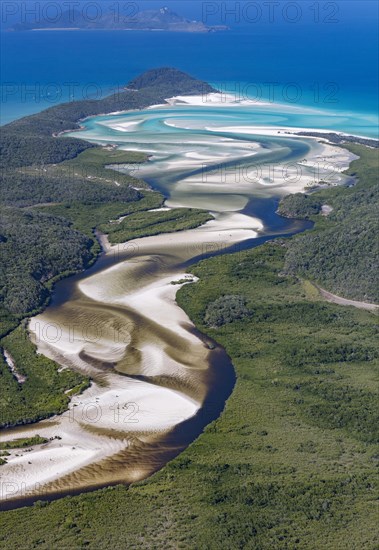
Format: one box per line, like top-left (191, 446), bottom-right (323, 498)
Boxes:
top-left (0, 93), bottom-right (360, 503)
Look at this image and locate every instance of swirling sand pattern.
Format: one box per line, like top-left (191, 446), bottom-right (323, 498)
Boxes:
top-left (0, 96), bottom-right (357, 507)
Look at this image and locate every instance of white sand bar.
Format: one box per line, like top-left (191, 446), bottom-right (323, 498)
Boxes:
top-left (0, 93), bottom-right (360, 503)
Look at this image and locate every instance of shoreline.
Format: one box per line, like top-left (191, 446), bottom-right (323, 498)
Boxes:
top-left (1, 213), bottom-right (249, 504)
top-left (0, 195), bottom-right (309, 509)
top-left (0, 90), bottom-right (366, 507)
top-left (28, 92), bottom-right (379, 145)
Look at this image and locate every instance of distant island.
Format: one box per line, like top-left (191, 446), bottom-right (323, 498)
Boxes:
top-left (9, 6), bottom-right (229, 33)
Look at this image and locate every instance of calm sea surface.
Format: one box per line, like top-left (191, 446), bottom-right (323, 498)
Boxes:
top-left (1, 15), bottom-right (378, 135)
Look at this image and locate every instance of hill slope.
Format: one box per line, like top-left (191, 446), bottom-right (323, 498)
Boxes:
top-left (10, 7), bottom-right (228, 32)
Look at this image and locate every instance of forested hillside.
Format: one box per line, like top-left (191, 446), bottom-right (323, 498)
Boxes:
top-left (0, 68), bottom-right (215, 169)
top-left (0, 207), bottom-right (93, 315)
top-left (0, 151), bottom-right (145, 324)
top-left (0, 68), bottom-right (215, 329)
top-left (0, 69), bottom-right (221, 433)
top-left (280, 144), bottom-right (379, 302)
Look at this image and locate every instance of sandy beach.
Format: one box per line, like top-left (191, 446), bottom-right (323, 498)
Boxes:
top-left (0, 93), bottom-right (360, 504)
top-left (1, 211), bottom-right (255, 501)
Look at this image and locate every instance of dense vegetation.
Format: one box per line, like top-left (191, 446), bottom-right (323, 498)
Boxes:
top-left (50, 147), bottom-right (150, 191)
top-left (32, 148), bottom-right (161, 251)
top-left (0, 326), bottom-right (89, 428)
top-left (0, 69), bottom-right (377, 547)
top-left (0, 147), bottom-right (150, 340)
top-left (0, 69), bottom-right (215, 439)
top-left (277, 192), bottom-right (322, 218)
top-left (297, 131), bottom-right (378, 148)
top-left (0, 68), bottom-right (215, 169)
top-left (0, 207), bottom-right (93, 315)
top-left (204, 294), bottom-right (251, 327)
top-left (0, 435), bottom-right (48, 450)
top-left (0, 69), bottom-right (215, 326)
top-left (0, 165), bottom-right (139, 208)
top-left (127, 67), bottom-right (215, 96)
top-left (0, 243), bottom-right (377, 548)
top-left (280, 144), bottom-right (379, 302)
top-left (43, 192), bottom-right (164, 240)
top-left (0, 133), bottom-right (94, 170)
top-left (100, 208), bottom-right (213, 244)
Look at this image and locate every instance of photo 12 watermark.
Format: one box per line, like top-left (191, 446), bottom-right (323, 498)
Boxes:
top-left (200, 159), bottom-right (346, 187)
top-left (32, 319), bottom-right (138, 347)
top-left (1, 82), bottom-right (132, 105)
top-left (201, 81), bottom-right (340, 106)
top-left (68, 399), bottom-right (140, 424)
top-left (202, 1), bottom-right (340, 25)
top-left (1, 2), bottom-right (141, 26)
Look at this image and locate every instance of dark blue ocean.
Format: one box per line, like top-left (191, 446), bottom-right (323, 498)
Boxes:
top-left (1, 1), bottom-right (378, 135)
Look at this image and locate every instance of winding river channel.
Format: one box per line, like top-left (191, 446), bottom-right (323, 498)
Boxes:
top-left (0, 95), bottom-right (357, 508)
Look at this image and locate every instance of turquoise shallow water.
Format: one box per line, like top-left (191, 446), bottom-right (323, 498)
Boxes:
top-left (1, 4), bottom-right (378, 135)
top-left (81, 102), bottom-right (379, 139)
top-left (2, 94), bottom-right (358, 508)
top-left (1, 2), bottom-right (377, 508)
top-left (68, 101), bottom-right (358, 213)
top-left (2, 98), bottom-right (324, 509)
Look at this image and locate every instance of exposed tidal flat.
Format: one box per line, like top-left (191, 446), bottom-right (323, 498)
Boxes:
top-left (0, 94), bottom-right (359, 506)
